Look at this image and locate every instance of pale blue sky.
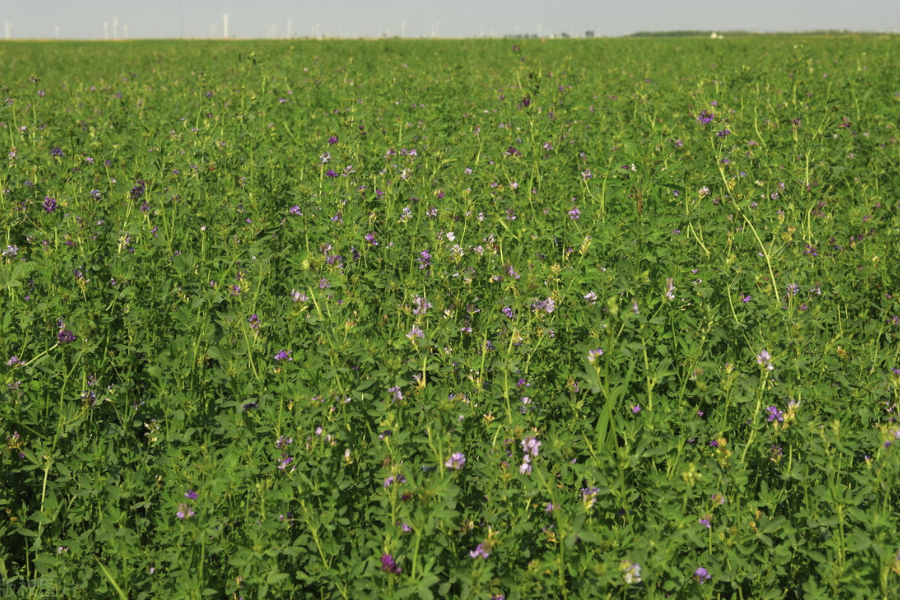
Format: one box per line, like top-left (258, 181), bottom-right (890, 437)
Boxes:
top-left (1, 0), bottom-right (898, 40)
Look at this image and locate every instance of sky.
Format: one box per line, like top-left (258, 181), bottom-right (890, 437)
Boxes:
top-left (1, 0), bottom-right (898, 40)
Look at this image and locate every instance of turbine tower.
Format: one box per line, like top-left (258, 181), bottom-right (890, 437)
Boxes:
top-left (4, 21), bottom-right (10, 40)
top-left (103, 21), bottom-right (109, 40)
top-left (223, 13), bottom-right (229, 39)
top-left (287, 19), bottom-right (292, 38)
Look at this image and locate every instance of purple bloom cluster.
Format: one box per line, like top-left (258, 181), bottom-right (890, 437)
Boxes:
top-left (694, 567), bottom-right (711, 583)
top-left (445, 452), bottom-right (466, 470)
top-left (130, 180), bottom-right (146, 200)
top-left (766, 406), bottom-right (784, 423)
top-left (380, 553), bottom-right (401, 574)
top-left (756, 350), bottom-right (773, 371)
top-left (696, 110), bottom-right (715, 125)
top-left (469, 542), bottom-right (490, 559)
top-left (412, 296), bottom-right (432, 315)
top-left (581, 486), bottom-right (600, 510)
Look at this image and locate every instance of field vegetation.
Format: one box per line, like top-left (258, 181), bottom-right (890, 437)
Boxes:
top-left (2, 35), bottom-right (900, 599)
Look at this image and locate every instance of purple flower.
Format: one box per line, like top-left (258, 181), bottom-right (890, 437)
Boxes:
top-left (247, 314), bottom-right (260, 331)
top-left (741, 294), bottom-right (751, 303)
top-left (568, 207), bottom-right (581, 220)
top-left (521, 436), bottom-right (541, 458)
top-left (388, 386), bottom-right (403, 401)
top-left (417, 250), bottom-right (431, 270)
top-left (519, 454), bottom-right (531, 475)
top-left (412, 296), bottom-right (432, 315)
top-left (699, 516), bottom-right (711, 529)
top-left (501, 306), bottom-right (515, 319)
top-left (57, 329), bottom-right (76, 344)
top-left (130, 180), bottom-right (146, 200)
top-left (276, 436), bottom-right (293, 449)
top-left (694, 567), bottom-right (711, 584)
top-left (406, 326), bottom-right (424, 341)
top-left (289, 205), bottom-right (302, 215)
top-left (786, 283), bottom-right (799, 297)
top-left (278, 454), bottom-right (294, 470)
top-left (326, 169), bottom-right (338, 178)
top-left (766, 405), bottom-right (784, 423)
top-left (469, 542), bottom-right (490, 559)
top-left (365, 232), bottom-right (378, 246)
top-left (328, 136), bottom-right (339, 144)
top-left (50, 146), bottom-right (64, 157)
top-left (290, 289), bottom-right (308, 302)
top-left (42, 196), bottom-right (57, 213)
top-left (319, 278), bottom-right (330, 289)
top-left (665, 278), bottom-right (676, 300)
top-left (184, 489), bottom-right (198, 500)
top-left (696, 110), bottom-right (715, 125)
top-left (588, 348), bottom-right (604, 364)
top-left (445, 452), bottom-right (466, 470)
top-left (756, 350), bottom-right (773, 371)
top-left (274, 349), bottom-right (292, 362)
top-left (380, 553), bottom-right (402, 574)
top-left (581, 486), bottom-right (600, 510)
top-left (6, 356), bottom-right (21, 367)
top-left (584, 291), bottom-right (598, 305)
top-left (716, 129), bottom-right (731, 138)
top-left (621, 560), bottom-right (642, 584)
top-left (176, 503), bottom-right (195, 519)
top-left (631, 404), bottom-right (641, 414)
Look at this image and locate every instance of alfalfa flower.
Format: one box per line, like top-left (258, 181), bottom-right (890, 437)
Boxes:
top-left (445, 452), bottom-right (466, 470)
top-left (694, 566), bottom-right (711, 584)
top-left (620, 560), bottom-right (642, 584)
top-left (588, 348), bottom-right (604, 364)
top-left (380, 553), bottom-right (401, 574)
top-left (756, 350), bottom-right (773, 371)
top-left (665, 278), bottom-right (676, 300)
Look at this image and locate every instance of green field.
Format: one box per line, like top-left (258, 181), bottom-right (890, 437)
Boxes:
top-left (2, 36), bottom-right (900, 599)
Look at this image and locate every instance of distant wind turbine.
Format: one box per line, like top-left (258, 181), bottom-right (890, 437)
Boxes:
top-left (287, 20), bottom-right (292, 38)
top-left (103, 21), bottom-right (108, 40)
top-left (223, 13), bottom-right (229, 39)
top-left (5, 21), bottom-right (11, 40)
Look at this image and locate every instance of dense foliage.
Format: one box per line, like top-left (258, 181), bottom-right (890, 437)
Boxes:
top-left (2, 35), bottom-right (900, 599)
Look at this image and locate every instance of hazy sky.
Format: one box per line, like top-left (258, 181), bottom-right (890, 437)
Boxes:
top-left (2, 0), bottom-right (898, 40)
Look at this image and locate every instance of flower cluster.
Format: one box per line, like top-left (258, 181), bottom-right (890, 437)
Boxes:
top-left (380, 553), bottom-right (401, 574)
top-left (620, 560), bottom-right (642, 584)
top-left (445, 452), bottom-right (466, 470)
top-left (581, 486), bottom-right (601, 511)
top-left (519, 434), bottom-right (540, 474)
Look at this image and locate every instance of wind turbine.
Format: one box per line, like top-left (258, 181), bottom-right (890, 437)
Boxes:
top-left (287, 20), bottom-right (292, 38)
top-left (223, 13), bottom-right (229, 39)
top-left (5, 21), bottom-right (11, 40)
top-left (103, 21), bottom-right (109, 40)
